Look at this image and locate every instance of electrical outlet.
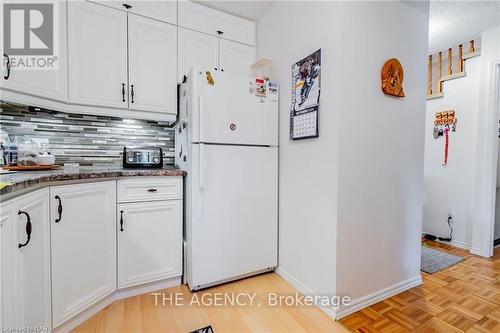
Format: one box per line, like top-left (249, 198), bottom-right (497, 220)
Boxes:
top-left (448, 212), bottom-right (454, 222)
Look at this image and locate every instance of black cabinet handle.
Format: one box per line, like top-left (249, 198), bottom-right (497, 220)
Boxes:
top-left (217, 30), bottom-right (223, 35)
top-left (131, 84), bottom-right (135, 103)
top-left (122, 3), bottom-right (132, 9)
top-left (147, 188), bottom-right (158, 192)
top-left (3, 54), bottom-right (11, 80)
top-left (18, 210), bottom-right (32, 248)
top-left (54, 195), bottom-right (62, 223)
top-left (122, 83), bottom-right (126, 102)
top-left (120, 210), bottom-right (124, 232)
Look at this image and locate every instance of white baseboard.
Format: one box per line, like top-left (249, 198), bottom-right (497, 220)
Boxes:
top-left (53, 293), bottom-right (115, 333)
top-left (53, 276), bottom-right (181, 333)
top-left (116, 276), bottom-right (181, 300)
top-left (430, 238), bottom-right (483, 257)
top-left (276, 267), bottom-right (422, 321)
top-left (422, 233), bottom-right (483, 254)
top-left (470, 247), bottom-right (482, 255)
top-left (334, 275), bottom-right (422, 319)
top-left (275, 267), bottom-right (336, 318)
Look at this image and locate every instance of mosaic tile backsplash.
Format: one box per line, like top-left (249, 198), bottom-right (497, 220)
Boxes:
top-left (0, 102), bottom-right (175, 166)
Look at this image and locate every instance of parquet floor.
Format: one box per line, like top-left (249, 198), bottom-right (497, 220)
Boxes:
top-left (72, 272), bottom-right (349, 333)
top-left (340, 241), bottom-right (500, 333)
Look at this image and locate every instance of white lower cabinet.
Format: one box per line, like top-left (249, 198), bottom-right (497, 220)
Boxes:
top-left (0, 200), bottom-right (16, 331)
top-left (0, 177), bottom-right (183, 331)
top-left (50, 181), bottom-right (116, 327)
top-left (117, 200), bottom-right (182, 288)
top-left (15, 189), bottom-right (52, 331)
top-left (0, 189), bottom-right (51, 332)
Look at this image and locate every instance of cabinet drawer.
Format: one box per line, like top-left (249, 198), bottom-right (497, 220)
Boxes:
top-left (117, 177), bottom-right (182, 202)
top-left (178, 1), bottom-right (255, 46)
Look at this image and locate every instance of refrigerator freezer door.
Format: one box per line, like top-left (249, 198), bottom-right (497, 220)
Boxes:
top-left (190, 69), bottom-right (278, 146)
top-left (188, 144), bottom-right (278, 289)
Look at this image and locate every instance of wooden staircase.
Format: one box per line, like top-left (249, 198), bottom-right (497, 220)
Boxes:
top-left (427, 40), bottom-right (481, 100)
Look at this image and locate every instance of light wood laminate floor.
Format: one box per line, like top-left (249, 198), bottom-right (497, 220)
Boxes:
top-left (72, 272), bottom-right (349, 333)
top-left (340, 241), bottom-right (500, 332)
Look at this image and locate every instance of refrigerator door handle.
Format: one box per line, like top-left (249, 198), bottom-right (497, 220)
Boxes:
top-left (198, 95), bottom-right (203, 142)
top-left (199, 143), bottom-right (205, 222)
top-left (199, 143), bottom-right (205, 191)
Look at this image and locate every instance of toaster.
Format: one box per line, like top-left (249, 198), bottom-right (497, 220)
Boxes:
top-left (123, 147), bottom-right (163, 168)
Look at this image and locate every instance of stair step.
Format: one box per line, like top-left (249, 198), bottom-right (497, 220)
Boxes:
top-left (427, 92), bottom-right (444, 100)
top-left (441, 71), bottom-right (465, 82)
top-left (463, 50), bottom-right (480, 60)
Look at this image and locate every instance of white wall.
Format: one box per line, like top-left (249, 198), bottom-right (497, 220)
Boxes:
top-left (335, 1), bottom-right (429, 305)
top-left (256, 1), bottom-right (342, 299)
top-left (472, 25), bottom-right (500, 254)
top-left (257, 0), bottom-right (429, 318)
top-left (423, 56), bottom-right (481, 249)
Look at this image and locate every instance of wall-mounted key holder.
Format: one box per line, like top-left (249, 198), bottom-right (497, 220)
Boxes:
top-left (433, 110), bottom-right (457, 139)
top-left (433, 110), bottom-right (457, 167)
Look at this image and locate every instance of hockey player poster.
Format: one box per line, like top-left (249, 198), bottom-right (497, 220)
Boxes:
top-left (290, 49), bottom-right (321, 140)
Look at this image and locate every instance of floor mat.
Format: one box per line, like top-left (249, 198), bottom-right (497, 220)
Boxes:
top-left (190, 326), bottom-right (214, 333)
top-left (421, 246), bottom-right (463, 274)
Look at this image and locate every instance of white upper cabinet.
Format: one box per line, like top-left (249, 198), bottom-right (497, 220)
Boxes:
top-left (178, 28), bottom-right (219, 80)
top-left (50, 181), bottom-right (116, 327)
top-left (178, 1), bottom-right (256, 46)
top-left (68, 1), bottom-right (128, 108)
top-left (14, 189), bottom-right (51, 332)
top-left (128, 14), bottom-right (177, 115)
top-left (89, 0), bottom-right (177, 25)
top-left (219, 39), bottom-right (255, 76)
top-left (0, 1), bottom-right (67, 102)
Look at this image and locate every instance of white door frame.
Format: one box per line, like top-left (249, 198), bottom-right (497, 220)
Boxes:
top-left (474, 61), bottom-right (500, 258)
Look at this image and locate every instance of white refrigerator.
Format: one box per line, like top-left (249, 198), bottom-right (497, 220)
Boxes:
top-left (175, 68), bottom-right (278, 290)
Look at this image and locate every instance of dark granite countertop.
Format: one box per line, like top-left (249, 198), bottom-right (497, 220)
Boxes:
top-left (0, 166), bottom-right (186, 197)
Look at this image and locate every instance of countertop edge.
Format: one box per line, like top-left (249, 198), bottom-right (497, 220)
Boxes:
top-left (0, 168), bottom-right (186, 200)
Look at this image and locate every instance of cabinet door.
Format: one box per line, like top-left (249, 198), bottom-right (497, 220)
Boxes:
top-left (68, 1), bottom-right (128, 108)
top-left (117, 200), bottom-right (182, 288)
top-left (178, 1), bottom-right (256, 46)
top-left (219, 39), bottom-right (255, 76)
top-left (128, 14), bottom-right (177, 114)
top-left (14, 189), bottom-right (51, 331)
top-left (90, 0), bottom-right (177, 25)
top-left (0, 201), bottom-right (16, 329)
top-left (178, 28), bottom-right (219, 81)
top-left (50, 181), bottom-right (116, 327)
top-left (0, 1), bottom-right (67, 102)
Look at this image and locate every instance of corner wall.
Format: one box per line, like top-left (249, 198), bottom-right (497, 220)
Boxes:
top-left (335, 1), bottom-right (429, 310)
top-left (257, 0), bottom-right (429, 318)
top-left (256, 1), bottom-right (342, 300)
top-left (472, 25), bottom-right (500, 255)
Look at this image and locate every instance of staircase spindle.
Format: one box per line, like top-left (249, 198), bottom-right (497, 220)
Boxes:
top-left (458, 44), bottom-right (463, 72)
top-left (428, 55), bottom-right (433, 96)
top-left (447, 48), bottom-right (452, 75)
top-left (438, 51), bottom-right (443, 93)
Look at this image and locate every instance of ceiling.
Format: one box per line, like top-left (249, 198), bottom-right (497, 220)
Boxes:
top-left (429, 1), bottom-right (500, 53)
top-left (193, 0), bottom-right (273, 20)
top-left (195, 1), bottom-right (500, 53)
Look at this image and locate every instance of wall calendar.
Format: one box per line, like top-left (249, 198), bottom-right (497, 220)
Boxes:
top-left (290, 49), bottom-right (321, 140)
